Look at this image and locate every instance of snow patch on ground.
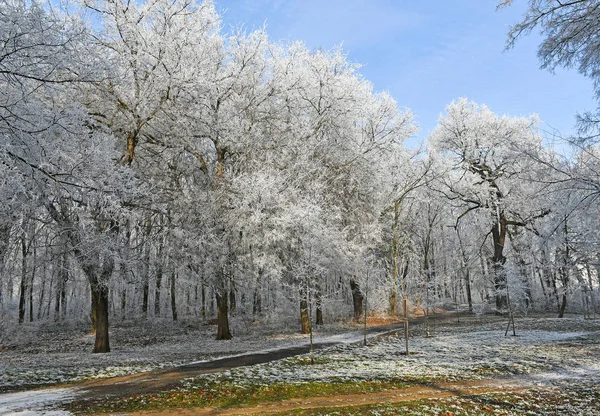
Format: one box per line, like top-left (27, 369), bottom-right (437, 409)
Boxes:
top-left (183, 316), bottom-right (600, 389)
top-left (0, 388), bottom-right (74, 415)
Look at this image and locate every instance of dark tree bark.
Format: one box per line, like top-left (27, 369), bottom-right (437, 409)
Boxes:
top-left (252, 268), bottom-right (262, 317)
top-left (91, 289), bottom-right (98, 333)
top-left (44, 201), bottom-right (115, 353)
top-left (216, 290), bottom-right (232, 339)
top-left (201, 284), bottom-right (206, 318)
top-left (91, 281), bottom-right (110, 353)
top-left (315, 285), bottom-right (323, 325)
top-left (18, 231), bottom-right (28, 324)
top-left (558, 217), bottom-right (570, 318)
top-left (300, 295), bottom-right (310, 334)
top-left (456, 226), bottom-right (473, 313)
top-left (0, 224), bottom-right (10, 306)
top-left (154, 264), bottom-right (162, 317)
top-left (349, 279), bottom-right (364, 322)
top-left (170, 270), bottom-right (178, 321)
top-left (28, 243), bottom-right (35, 322)
top-left (229, 279), bottom-right (236, 314)
top-left (491, 217), bottom-right (508, 311)
top-left (154, 237), bottom-right (163, 317)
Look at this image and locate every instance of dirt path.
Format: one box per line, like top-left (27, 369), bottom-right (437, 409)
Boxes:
top-left (76, 321), bottom-right (413, 401)
top-left (77, 342), bottom-right (337, 400)
top-left (111, 378), bottom-right (529, 416)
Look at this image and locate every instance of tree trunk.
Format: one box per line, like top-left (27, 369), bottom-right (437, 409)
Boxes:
top-left (315, 285), bottom-right (323, 325)
top-left (253, 269), bottom-right (262, 317)
top-left (154, 259), bottom-right (162, 317)
top-left (91, 289), bottom-right (98, 333)
top-left (491, 217), bottom-right (508, 311)
top-left (170, 270), bottom-right (178, 321)
top-left (29, 243), bottom-right (36, 322)
top-left (558, 293), bottom-right (567, 318)
top-left (216, 291), bottom-right (232, 339)
top-left (300, 295), bottom-right (310, 334)
top-left (37, 261), bottom-right (46, 320)
top-left (349, 279), bottom-right (363, 322)
top-left (465, 268), bottom-right (473, 313)
top-left (229, 279), bottom-right (236, 314)
top-left (142, 281), bottom-right (149, 319)
top-left (390, 202), bottom-right (400, 315)
top-left (120, 263), bottom-right (127, 320)
top-left (91, 281), bottom-right (110, 353)
top-left (0, 224), bottom-right (10, 307)
top-left (18, 231), bottom-right (27, 324)
top-left (141, 219), bottom-right (152, 319)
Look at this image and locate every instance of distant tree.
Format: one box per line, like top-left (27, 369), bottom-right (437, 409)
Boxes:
top-left (499, 0), bottom-right (600, 143)
top-left (429, 98), bottom-right (549, 311)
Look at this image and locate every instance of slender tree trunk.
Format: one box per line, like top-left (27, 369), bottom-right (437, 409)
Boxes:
top-left (142, 281), bottom-right (149, 319)
top-left (170, 270), bottom-right (178, 321)
top-left (300, 294), bottom-right (310, 334)
top-left (253, 268), bottom-right (262, 317)
top-left (455, 226), bottom-right (472, 312)
top-left (349, 279), bottom-right (363, 322)
top-left (18, 231), bottom-right (27, 324)
top-left (229, 278), bottom-right (236, 314)
top-left (28, 266), bottom-right (34, 322)
top-left (201, 284), bottom-right (206, 318)
top-left (586, 262), bottom-right (598, 315)
top-left (60, 276), bottom-right (67, 319)
top-left (216, 290), bottom-right (232, 339)
top-left (558, 218), bottom-right (570, 318)
top-left (120, 272), bottom-right (127, 320)
top-left (54, 268), bottom-right (62, 322)
top-left (154, 240), bottom-right (163, 317)
top-left (465, 269), bottom-right (473, 312)
top-left (558, 293), bottom-right (567, 318)
top-left (0, 224), bottom-right (10, 308)
top-left (315, 284), bottom-right (323, 325)
top-left (390, 202), bottom-right (400, 315)
top-left (37, 262), bottom-right (46, 320)
top-left (154, 270), bottom-right (162, 317)
top-left (140, 219), bottom-right (152, 319)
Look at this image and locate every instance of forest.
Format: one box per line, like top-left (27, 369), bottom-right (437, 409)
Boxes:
top-left (1, 0), bottom-right (599, 359)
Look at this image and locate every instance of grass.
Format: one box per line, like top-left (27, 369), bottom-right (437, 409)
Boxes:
top-left (69, 378), bottom-right (421, 414)
top-left (71, 382), bottom-right (600, 415)
top-left (268, 387), bottom-right (600, 415)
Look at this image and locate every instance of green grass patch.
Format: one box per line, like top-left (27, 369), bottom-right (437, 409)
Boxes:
top-left (268, 387), bottom-right (600, 415)
top-left (69, 378), bottom-right (425, 414)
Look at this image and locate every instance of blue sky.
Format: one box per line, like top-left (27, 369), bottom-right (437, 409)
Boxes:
top-left (215, 0), bottom-right (596, 148)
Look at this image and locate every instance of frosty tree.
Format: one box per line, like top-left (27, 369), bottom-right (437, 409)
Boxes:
top-left (429, 98), bottom-right (550, 311)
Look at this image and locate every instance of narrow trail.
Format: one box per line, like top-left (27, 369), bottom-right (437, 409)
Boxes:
top-left (98, 378), bottom-right (530, 416)
top-left (76, 320), bottom-right (416, 402)
top-left (77, 341), bottom-right (339, 400)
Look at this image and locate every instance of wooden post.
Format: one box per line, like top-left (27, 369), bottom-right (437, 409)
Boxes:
top-left (403, 295), bottom-right (409, 355)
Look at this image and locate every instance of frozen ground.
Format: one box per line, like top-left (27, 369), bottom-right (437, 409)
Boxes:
top-left (0, 388), bottom-right (74, 415)
top-left (1, 314), bottom-right (599, 415)
top-left (184, 315), bottom-right (600, 386)
top-left (0, 317), bottom-right (356, 392)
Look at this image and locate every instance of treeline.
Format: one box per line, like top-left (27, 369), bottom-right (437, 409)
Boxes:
top-left (1, 0), bottom-right (598, 353)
